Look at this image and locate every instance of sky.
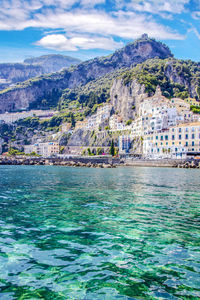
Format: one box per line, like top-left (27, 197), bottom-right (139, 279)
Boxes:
top-left (0, 0), bottom-right (200, 63)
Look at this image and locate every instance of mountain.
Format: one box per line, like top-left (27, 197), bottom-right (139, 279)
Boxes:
top-left (0, 55), bottom-right (81, 91)
top-left (24, 54), bottom-right (81, 73)
top-left (0, 35), bottom-right (173, 113)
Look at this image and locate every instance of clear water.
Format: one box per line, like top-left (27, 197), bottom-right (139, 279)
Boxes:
top-left (0, 165), bottom-right (199, 300)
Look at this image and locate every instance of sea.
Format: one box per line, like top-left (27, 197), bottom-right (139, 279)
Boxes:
top-left (0, 165), bottom-right (199, 299)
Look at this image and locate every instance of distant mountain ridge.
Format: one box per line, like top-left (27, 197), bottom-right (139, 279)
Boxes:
top-left (24, 54), bottom-right (81, 73)
top-left (0, 35), bottom-right (173, 113)
top-left (0, 55), bottom-right (81, 90)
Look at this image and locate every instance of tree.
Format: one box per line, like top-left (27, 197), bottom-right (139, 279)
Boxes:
top-left (110, 139), bottom-right (115, 156)
top-left (126, 120), bottom-right (132, 126)
top-left (70, 113), bottom-right (76, 128)
top-left (87, 148), bottom-right (92, 156)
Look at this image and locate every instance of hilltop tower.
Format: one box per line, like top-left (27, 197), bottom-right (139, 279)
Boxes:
top-left (141, 33), bottom-right (149, 39)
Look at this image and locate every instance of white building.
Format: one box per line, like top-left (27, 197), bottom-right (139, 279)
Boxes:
top-left (119, 135), bottom-right (131, 154)
top-left (24, 142), bottom-right (59, 157)
top-left (86, 103), bottom-right (112, 130)
top-left (109, 115), bottom-right (125, 131)
top-left (96, 103), bottom-right (111, 124)
top-left (86, 114), bottom-right (97, 130)
top-left (0, 110), bottom-right (57, 124)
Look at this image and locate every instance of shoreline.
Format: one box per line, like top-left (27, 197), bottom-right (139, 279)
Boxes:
top-left (0, 156), bottom-right (200, 169)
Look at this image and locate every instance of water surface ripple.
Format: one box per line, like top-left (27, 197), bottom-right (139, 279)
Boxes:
top-left (0, 166), bottom-right (199, 299)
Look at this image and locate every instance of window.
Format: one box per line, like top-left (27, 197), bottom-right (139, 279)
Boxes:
top-left (172, 135), bottom-right (175, 140)
top-left (186, 128), bottom-right (188, 132)
top-left (192, 141), bottom-right (194, 146)
top-left (185, 142), bottom-right (188, 146)
top-left (179, 135), bottom-right (182, 140)
top-left (175, 148), bottom-right (177, 152)
top-left (185, 134), bottom-right (188, 139)
top-left (161, 136), bottom-right (163, 141)
top-left (192, 134), bottom-right (195, 139)
top-left (156, 136), bottom-right (158, 140)
top-left (172, 128), bottom-right (174, 132)
top-left (165, 135), bottom-right (168, 140)
top-left (179, 128), bottom-right (181, 132)
top-left (192, 127), bottom-right (195, 132)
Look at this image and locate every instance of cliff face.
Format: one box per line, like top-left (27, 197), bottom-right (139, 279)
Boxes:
top-left (0, 37), bottom-right (173, 113)
top-left (110, 79), bottom-right (147, 121)
top-left (0, 55), bottom-right (81, 91)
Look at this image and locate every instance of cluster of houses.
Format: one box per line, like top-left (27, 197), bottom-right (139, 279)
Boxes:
top-left (118, 87), bottom-right (200, 159)
top-left (2, 85), bottom-right (200, 159)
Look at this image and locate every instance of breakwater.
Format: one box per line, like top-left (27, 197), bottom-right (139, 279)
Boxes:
top-left (0, 156), bottom-right (200, 168)
top-left (0, 156), bottom-right (120, 168)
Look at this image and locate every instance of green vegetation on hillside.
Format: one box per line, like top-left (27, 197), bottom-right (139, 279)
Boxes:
top-left (59, 69), bottom-right (125, 113)
top-left (122, 58), bottom-right (200, 100)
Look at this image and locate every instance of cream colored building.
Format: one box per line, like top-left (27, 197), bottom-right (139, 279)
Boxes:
top-left (171, 98), bottom-right (190, 113)
top-left (75, 120), bottom-right (87, 130)
top-left (186, 98), bottom-right (200, 107)
top-left (24, 142), bottom-right (60, 156)
top-left (143, 122), bottom-right (200, 159)
top-left (109, 115), bottom-right (125, 131)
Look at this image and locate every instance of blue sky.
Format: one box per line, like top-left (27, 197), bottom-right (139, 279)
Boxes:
top-left (0, 0), bottom-right (200, 62)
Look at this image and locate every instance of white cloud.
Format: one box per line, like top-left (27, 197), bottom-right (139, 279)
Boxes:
top-left (1, 8), bottom-right (182, 40)
top-left (192, 11), bottom-right (200, 20)
top-left (36, 34), bottom-right (77, 51)
top-left (36, 34), bottom-right (123, 51)
top-left (188, 26), bottom-right (200, 39)
top-left (0, 0), bottom-right (185, 53)
top-left (128, 0), bottom-right (190, 14)
top-left (0, 0), bottom-right (183, 39)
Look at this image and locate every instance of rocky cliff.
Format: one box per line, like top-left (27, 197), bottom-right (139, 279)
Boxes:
top-left (110, 79), bottom-right (147, 121)
top-left (0, 55), bottom-right (81, 91)
top-left (0, 36), bottom-right (173, 113)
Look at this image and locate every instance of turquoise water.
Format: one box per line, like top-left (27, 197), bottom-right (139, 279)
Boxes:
top-left (0, 166), bottom-right (199, 300)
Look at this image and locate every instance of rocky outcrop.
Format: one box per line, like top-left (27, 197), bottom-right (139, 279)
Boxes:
top-left (110, 79), bottom-right (147, 121)
top-left (0, 36), bottom-right (173, 113)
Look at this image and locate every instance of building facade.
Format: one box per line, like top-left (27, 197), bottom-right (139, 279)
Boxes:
top-left (24, 142), bottom-right (59, 157)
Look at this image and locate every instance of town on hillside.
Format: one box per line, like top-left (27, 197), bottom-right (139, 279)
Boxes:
top-left (0, 86), bottom-right (200, 160)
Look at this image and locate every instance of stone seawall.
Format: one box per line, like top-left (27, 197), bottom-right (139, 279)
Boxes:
top-left (0, 156), bottom-right (121, 168)
top-left (123, 158), bottom-right (200, 168)
top-left (0, 156), bottom-right (200, 169)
